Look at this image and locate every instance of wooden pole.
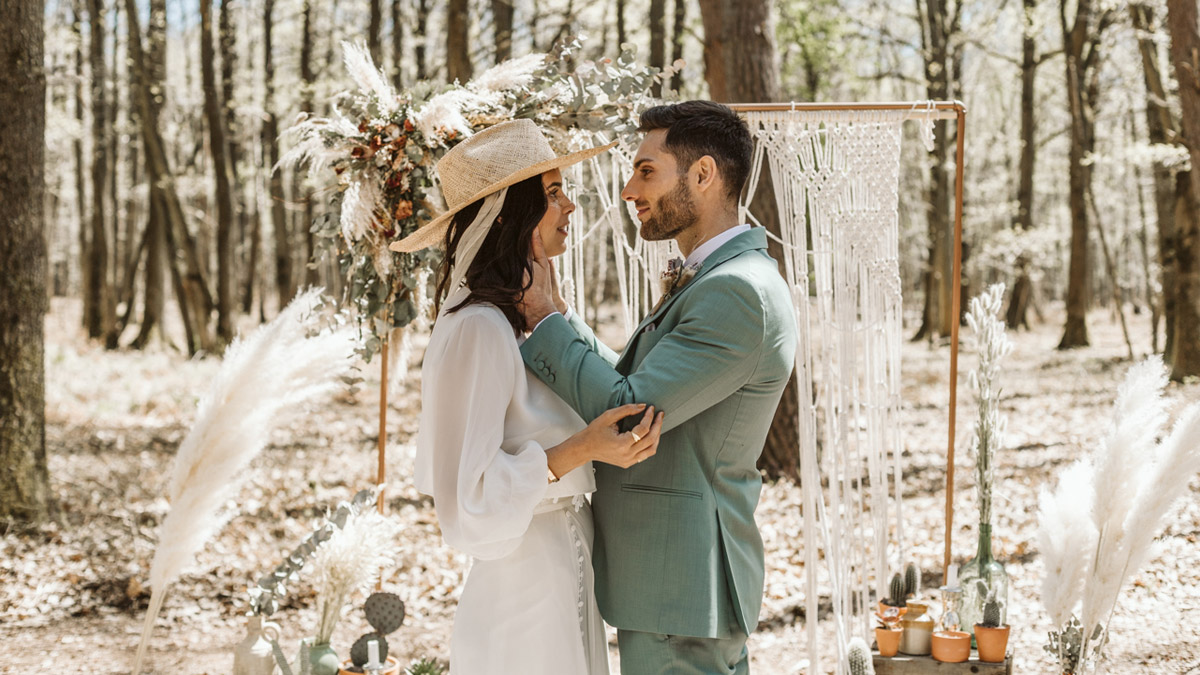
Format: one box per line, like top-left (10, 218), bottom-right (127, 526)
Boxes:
top-left (377, 330), bottom-right (389, 513)
top-left (943, 105), bottom-right (967, 584)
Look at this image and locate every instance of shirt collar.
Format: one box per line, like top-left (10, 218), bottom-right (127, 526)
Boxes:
top-left (683, 224), bottom-right (752, 269)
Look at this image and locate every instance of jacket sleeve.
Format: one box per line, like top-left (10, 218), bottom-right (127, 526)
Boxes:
top-left (420, 311), bottom-right (549, 560)
top-left (521, 275), bottom-right (765, 434)
top-left (566, 310), bottom-right (621, 366)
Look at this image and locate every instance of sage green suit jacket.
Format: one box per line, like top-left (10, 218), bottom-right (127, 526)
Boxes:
top-left (520, 227), bottom-right (797, 638)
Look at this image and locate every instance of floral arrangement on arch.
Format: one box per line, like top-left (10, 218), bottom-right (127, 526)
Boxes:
top-left (279, 39), bottom-right (680, 359)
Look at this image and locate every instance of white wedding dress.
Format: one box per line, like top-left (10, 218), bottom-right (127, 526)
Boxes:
top-left (414, 287), bottom-right (609, 675)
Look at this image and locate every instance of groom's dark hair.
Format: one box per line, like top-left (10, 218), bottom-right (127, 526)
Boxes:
top-left (638, 100), bottom-right (752, 201)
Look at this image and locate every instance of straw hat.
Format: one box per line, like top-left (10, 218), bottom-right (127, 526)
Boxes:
top-left (389, 119), bottom-right (617, 252)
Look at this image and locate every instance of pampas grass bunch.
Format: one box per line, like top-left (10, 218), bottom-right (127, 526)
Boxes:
top-left (132, 289), bottom-right (358, 674)
top-left (312, 508), bottom-right (402, 644)
top-left (1036, 356), bottom-right (1200, 673)
top-left (965, 283), bottom-right (1012, 528)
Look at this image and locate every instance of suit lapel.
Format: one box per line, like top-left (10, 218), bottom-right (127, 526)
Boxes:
top-left (617, 228), bottom-right (769, 371)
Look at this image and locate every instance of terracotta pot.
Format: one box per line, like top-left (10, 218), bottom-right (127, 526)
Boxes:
top-left (974, 624), bottom-right (1010, 663)
top-left (876, 601), bottom-right (907, 618)
top-left (930, 630), bottom-right (970, 663)
top-left (338, 656), bottom-right (401, 675)
top-left (875, 626), bottom-right (902, 657)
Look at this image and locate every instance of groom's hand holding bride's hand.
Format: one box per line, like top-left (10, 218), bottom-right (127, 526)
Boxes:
top-left (546, 404), bottom-right (664, 479)
top-left (519, 229), bottom-right (563, 329)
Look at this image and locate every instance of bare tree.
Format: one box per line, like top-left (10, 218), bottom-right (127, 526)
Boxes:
top-left (447, 0), bottom-right (472, 82)
top-left (86, 0), bottom-right (118, 347)
top-left (201, 0), bottom-right (236, 343)
top-left (1058, 0), bottom-right (1114, 349)
top-left (73, 0), bottom-right (87, 306)
top-left (670, 0), bottom-right (686, 93)
top-left (131, 0), bottom-right (167, 349)
top-left (415, 0), bottom-right (429, 80)
top-left (391, 0), bottom-right (404, 88)
top-left (0, 0), bottom-right (51, 523)
top-left (493, 0), bottom-right (514, 62)
top-left (698, 0), bottom-right (798, 481)
top-left (370, 0), bottom-right (383, 64)
top-left (649, 0), bottom-right (666, 95)
top-left (1132, 2), bottom-right (1181, 358)
top-left (298, 0), bottom-right (315, 293)
top-left (264, 0), bottom-right (292, 311)
top-left (912, 0), bottom-right (962, 341)
top-left (1165, 0), bottom-right (1200, 378)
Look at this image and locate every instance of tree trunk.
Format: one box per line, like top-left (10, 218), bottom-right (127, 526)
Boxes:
top-left (1058, 0), bottom-right (1112, 349)
top-left (1134, 2), bottom-right (1182, 360)
top-left (1007, 0), bottom-right (1039, 329)
top-left (670, 0), bottom-right (686, 93)
top-left (299, 0), bottom-right (316, 291)
top-left (698, 0), bottom-right (796, 481)
top-left (447, 0), bottom-right (472, 83)
top-left (616, 0), bottom-right (626, 47)
top-left (0, 0), bottom-right (51, 524)
top-left (369, 0), bottom-right (383, 65)
top-left (87, 0), bottom-right (117, 347)
top-left (1166, 0), bottom-right (1200, 378)
top-left (73, 0), bottom-right (87, 305)
top-left (266, 0), bottom-right (294, 310)
top-left (649, 0), bottom-right (666, 96)
top-left (201, 0), bottom-right (236, 343)
top-left (493, 0), bottom-right (513, 63)
top-left (124, 0), bottom-right (216, 354)
top-left (912, 0), bottom-right (960, 341)
top-left (415, 0), bottom-right (429, 80)
top-left (219, 0), bottom-right (247, 311)
top-left (391, 0), bottom-right (404, 88)
top-left (132, 0), bottom-right (167, 349)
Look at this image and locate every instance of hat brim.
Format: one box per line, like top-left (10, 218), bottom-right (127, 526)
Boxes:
top-left (388, 140), bottom-right (618, 253)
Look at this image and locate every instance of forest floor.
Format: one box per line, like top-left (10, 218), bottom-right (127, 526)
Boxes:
top-left (2, 298), bottom-right (1199, 674)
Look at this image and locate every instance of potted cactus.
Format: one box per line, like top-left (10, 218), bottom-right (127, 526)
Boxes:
top-left (847, 636), bottom-right (876, 675)
top-left (338, 592), bottom-right (406, 674)
top-left (874, 609), bottom-right (902, 657)
top-left (974, 588), bottom-right (1010, 663)
top-left (878, 564), bottom-right (918, 615)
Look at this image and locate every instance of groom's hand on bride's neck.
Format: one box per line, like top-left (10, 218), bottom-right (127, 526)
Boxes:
top-left (519, 230), bottom-right (561, 330)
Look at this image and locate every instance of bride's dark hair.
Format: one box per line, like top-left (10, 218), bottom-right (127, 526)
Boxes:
top-left (433, 174), bottom-right (548, 333)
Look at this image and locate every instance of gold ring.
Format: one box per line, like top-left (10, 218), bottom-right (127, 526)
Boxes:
top-left (630, 431), bottom-right (642, 443)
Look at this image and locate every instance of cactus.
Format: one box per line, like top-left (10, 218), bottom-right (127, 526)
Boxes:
top-left (350, 633), bottom-right (390, 668)
top-left (885, 572), bottom-right (905, 606)
top-left (847, 637), bottom-right (875, 675)
top-left (406, 658), bottom-right (446, 675)
top-left (904, 562), bottom-right (920, 598)
top-left (981, 592), bottom-right (1004, 628)
top-left (364, 592), bottom-right (406, 635)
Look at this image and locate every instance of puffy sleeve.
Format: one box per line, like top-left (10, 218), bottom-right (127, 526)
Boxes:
top-left (416, 309), bottom-right (550, 560)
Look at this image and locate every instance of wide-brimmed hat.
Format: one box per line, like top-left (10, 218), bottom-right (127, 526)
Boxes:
top-left (389, 119), bottom-right (616, 252)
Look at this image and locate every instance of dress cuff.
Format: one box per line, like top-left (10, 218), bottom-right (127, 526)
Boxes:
top-left (533, 309), bottom-right (568, 333)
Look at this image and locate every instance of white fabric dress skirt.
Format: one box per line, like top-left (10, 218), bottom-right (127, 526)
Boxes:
top-left (414, 290), bottom-right (609, 675)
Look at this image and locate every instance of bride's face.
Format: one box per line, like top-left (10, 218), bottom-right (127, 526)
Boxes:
top-left (535, 169), bottom-right (575, 258)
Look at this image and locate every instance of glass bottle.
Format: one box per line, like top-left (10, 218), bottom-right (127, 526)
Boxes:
top-left (959, 522), bottom-right (1009, 639)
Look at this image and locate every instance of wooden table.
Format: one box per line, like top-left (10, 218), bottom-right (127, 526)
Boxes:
top-left (873, 651), bottom-right (1013, 674)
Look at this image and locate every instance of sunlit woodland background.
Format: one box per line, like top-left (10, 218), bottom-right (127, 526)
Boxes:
top-left (2, 0), bottom-right (1200, 673)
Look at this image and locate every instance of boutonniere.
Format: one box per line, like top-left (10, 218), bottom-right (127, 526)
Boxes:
top-left (659, 257), bottom-right (701, 298)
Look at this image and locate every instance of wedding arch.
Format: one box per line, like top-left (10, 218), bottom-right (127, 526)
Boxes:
top-left (283, 45), bottom-right (968, 675)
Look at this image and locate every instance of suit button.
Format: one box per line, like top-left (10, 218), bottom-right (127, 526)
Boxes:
top-left (536, 359), bottom-right (546, 369)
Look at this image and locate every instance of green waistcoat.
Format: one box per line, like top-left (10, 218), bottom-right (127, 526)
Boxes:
top-left (520, 227), bottom-right (797, 638)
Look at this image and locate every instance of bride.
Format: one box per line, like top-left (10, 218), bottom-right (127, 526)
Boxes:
top-left (389, 119), bottom-right (663, 674)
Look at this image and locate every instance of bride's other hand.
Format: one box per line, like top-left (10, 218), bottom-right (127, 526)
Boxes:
top-left (546, 404), bottom-right (664, 478)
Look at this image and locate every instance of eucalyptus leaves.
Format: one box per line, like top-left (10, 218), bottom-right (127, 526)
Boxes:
top-left (249, 488), bottom-right (379, 617)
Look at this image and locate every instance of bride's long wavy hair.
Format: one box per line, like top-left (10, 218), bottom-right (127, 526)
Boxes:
top-left (433, 174), bottom-right (547, 333)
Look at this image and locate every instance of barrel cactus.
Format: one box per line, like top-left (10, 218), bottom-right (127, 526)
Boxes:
top-left (885, 572), bottom-right (906, 607)
top-left (904, 562), bottom-right (920, 598)
top-left (847, 637), bottom-right (875, 675)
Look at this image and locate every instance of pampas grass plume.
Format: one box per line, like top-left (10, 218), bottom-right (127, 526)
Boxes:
top-left (132, 289), bottom-right (357, 674)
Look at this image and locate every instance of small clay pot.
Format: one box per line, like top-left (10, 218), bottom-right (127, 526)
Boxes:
top-left (338, 656), bottom-right (401, 675)
top-left (974, 624), bottom-right (1011, 663)
top-left (930, 630), bottom-right (971, 663)
top-left (877, 600), bottom-right (907, 619)
top-left (875, 626), bottom-right (902, 657)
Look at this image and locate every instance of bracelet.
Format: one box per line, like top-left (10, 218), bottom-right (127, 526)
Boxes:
top-left (547, 466), bottom-right (560, 484)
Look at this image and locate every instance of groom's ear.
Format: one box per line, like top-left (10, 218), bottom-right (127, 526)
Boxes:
top-left (694, 155), bottom-right (718, 193)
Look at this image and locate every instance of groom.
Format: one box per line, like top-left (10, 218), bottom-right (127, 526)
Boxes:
top-left (519, 100), bottom-right (796, 674)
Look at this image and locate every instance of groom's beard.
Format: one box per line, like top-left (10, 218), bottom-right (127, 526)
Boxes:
top-left (640, 177), bottom-right (698, 242)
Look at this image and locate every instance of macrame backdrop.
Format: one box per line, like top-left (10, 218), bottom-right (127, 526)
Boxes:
top-left (553, 106), bottom-right (941, 675)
